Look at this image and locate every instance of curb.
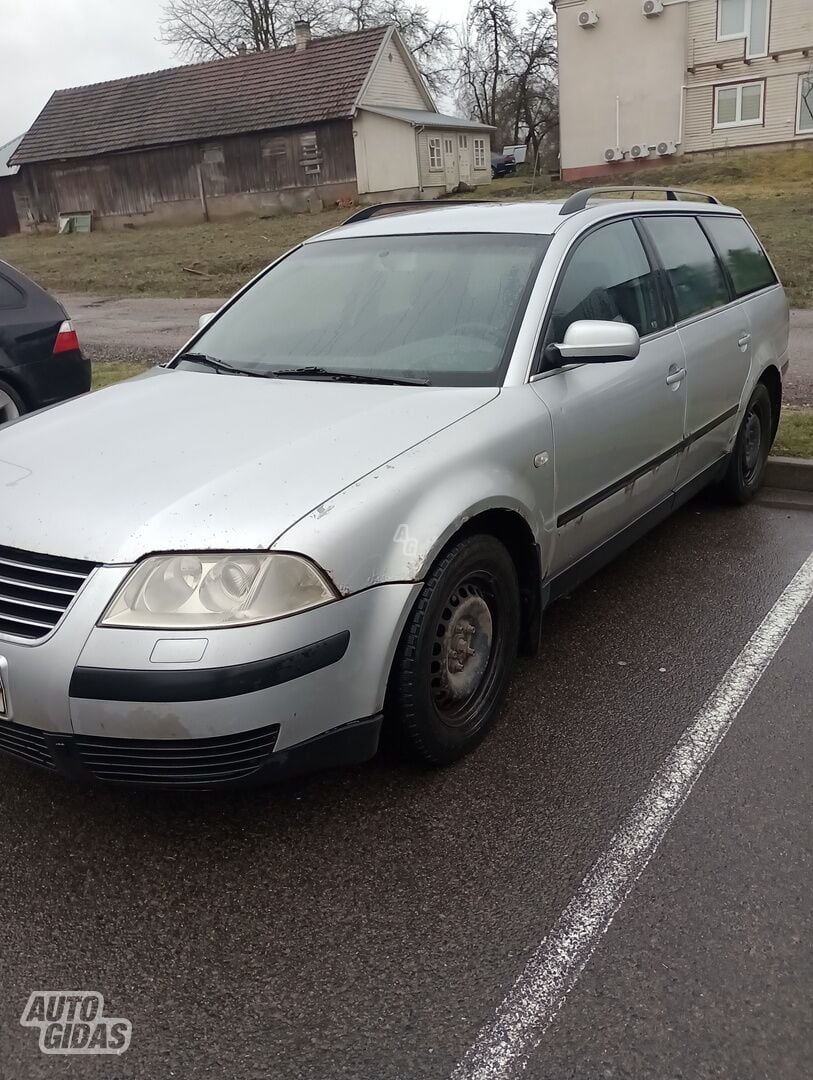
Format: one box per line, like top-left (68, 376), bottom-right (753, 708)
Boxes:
top-left (765, 455), bottom-right (813, 492)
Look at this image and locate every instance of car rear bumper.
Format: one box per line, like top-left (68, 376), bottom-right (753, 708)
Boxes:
top-left (10, 349), bottom-right (91, 410)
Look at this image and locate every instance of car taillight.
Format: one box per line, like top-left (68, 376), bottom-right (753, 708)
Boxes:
top-left (53, 320), bottom-right (80, 355)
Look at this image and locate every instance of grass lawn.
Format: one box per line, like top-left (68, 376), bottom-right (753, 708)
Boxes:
top-left (774, 407), bottom-right (813, 458)
top-left (2, 148), bottom-right (811, 306)
top-left (91, 362), bottom-right (813, 460)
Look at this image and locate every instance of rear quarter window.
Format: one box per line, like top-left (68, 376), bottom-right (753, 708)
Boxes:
top-left (0, 274), bottom-right (25, 309)
top-left (701, 216), bottom-right (777, 297)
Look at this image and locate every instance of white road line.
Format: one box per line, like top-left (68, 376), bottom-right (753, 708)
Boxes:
top-left (452, 549), bottom-right (813, 1080)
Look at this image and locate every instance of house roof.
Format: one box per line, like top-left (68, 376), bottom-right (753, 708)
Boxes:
top-left (360, 106), bottom-right (496, 132)
top-left (10, 26), bottom-right (389, 167)
top-left (0, 134), bottom-right (24, 177)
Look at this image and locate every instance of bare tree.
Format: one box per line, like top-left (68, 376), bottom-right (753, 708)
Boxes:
top-left (160, 0), bottom-right (453, 92)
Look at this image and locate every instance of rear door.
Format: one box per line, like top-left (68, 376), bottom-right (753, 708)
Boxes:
top-left (443, 137), bottom-right (459, 191)
top-left (531, 217), bottom-right (687, 576)
top-left (641, 214), bottom-right (749, 484)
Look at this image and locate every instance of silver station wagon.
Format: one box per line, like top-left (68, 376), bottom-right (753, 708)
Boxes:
top-left (0, 188), bottom-right (789, 788)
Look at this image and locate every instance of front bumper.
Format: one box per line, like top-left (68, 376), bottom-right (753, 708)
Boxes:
top-left (0, 569), bottom-right (419, 788)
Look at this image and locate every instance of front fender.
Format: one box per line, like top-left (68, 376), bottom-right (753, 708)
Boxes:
top-left (274, 387), bottom-right (556, 594)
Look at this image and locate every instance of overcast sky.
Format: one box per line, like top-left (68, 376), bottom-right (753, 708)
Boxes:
top-left (0, 0), bottom-right (495, 147)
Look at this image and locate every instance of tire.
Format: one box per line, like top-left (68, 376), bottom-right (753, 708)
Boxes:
top-left (0, 380), bottom-right (25, 426)
top-left (387, 534), bottom-right (520, 766)
top-left (720, 383), bottom-right (773, 504)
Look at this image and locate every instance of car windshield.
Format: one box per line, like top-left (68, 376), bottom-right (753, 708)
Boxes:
top-left (179, 232), bottom-right (549, 387)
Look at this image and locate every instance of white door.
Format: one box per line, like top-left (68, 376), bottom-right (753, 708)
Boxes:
top-left (443, 137), bottom-right (459, 191)
top-left (458, 135), bottom-right (471, 182)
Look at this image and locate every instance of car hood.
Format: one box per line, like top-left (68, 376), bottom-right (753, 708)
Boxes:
top-left (0, 368), bottom-right (496, 564)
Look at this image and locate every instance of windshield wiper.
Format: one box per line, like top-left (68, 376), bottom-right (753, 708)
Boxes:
top-left (268, 366), bottom-right (431, 386)
top-left (178, 352), bottom-right (263, 378)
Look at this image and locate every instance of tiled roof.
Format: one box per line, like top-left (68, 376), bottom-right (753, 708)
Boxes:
top-left (10, 26), bottom-right (388, 166)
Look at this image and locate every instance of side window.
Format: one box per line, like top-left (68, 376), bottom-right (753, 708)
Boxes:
top-left (702, 215), bottom-right (776, 297)
top-left (548, 219), bottom-right (666, 344)
top-left (0, 275), bottom-right (25, 309)
top-left (643, 216), bottom-right (730, 321)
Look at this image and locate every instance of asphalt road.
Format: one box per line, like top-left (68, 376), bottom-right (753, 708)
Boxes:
top-left (63, 294), bottom-right (813, 406)
top-left (0, 492), bottom-right (810, 1079)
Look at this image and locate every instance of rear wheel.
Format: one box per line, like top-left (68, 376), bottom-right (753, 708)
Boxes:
top-left (720, 383), bottom-right (773, 504)
top-left (387, 534), bottom-right (520, 765)
top-left (0, 381), bottom-right (24, 425)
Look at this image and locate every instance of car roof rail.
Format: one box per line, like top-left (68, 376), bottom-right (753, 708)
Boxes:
top-left (342, 200), bottom-right (489, 224)
top-left (558, 186), bottom-right (721, 216)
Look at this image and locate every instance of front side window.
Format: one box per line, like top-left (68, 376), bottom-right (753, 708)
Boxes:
top-left (644, 216), bottom-right (730, 321)
top-left (714, 81), bottom-right (763, 127)
top-left (718, 0), bottom-right (770, 57)
top-left (184, 233), bottom-right (548, 387)
top-left (428, 137), bottom-right (443, 171)
top-left (798, 76), bottom-right (813, 133)
top-left (474, 139), bottom-right (486, 168)
top-left (548, 220), bottom-right (667, 343)
top-left (702, 216), bottom-right (776, 297)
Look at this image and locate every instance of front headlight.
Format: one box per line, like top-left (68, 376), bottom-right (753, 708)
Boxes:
top-left (100, 553), bottom-right (338, 629)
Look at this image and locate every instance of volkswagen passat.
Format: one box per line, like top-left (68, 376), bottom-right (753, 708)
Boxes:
top-left (0, 191), bottom-right (788, 788)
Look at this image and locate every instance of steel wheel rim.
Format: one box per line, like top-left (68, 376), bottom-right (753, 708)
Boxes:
top-left (742, 407), bottom-right (764, 482)
top-left (0, 389), bottom-right (20, 425)
top-left (430, 574), bottom-right (499, 728)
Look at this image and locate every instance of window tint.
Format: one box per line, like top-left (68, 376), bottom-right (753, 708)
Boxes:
top-left (549, 220), bottom-right (666, 342)
top-left (702, 216), bottom-right (776, 297)
top-left (644, 217), bottom-right (730, 321)
top-left (0, 275), bottom-right (24, 309)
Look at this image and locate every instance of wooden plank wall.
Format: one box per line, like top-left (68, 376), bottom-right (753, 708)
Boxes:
top-left (17, 120), bottom-right (357, 222)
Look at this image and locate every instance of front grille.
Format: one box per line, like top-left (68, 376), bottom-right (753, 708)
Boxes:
top-left (0, 546), bottom-right (95, 641)
top-left (0, 719), bottom-right (55, 770)
top-left (73, 723), bottom-right (281, 787)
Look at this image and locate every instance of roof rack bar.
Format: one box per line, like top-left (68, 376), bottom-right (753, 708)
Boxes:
top-left (343, 200), bottom-right (489, 224)
top-left (559, 186), bottom-right (721, 215)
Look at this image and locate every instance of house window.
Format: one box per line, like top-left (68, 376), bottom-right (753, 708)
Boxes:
top-left (444, 138), bottom-right (454, 155)
top-left (798, 76), bottom-right (813, 134)
top-left (428, 137), bottom-right (443, 171)
top-left (262, 136), bottom-right (287, 158)
top-left (458, 135), bottom-right (468, 150)
top-left (714, 81), bottom-right (764, 127)
top-left (473, 138), bottom-right (486, 168)
top-left (717, 0), bottom-right (770, 59)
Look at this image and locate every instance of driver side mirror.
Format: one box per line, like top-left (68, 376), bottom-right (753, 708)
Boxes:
top-left (544, 320), bottom-right (640, 367)
top-left (198, 312), bottom-right (215, 331)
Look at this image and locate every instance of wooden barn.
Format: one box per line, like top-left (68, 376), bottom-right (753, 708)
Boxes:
top-left (9, 23), bottom-right (494, 231)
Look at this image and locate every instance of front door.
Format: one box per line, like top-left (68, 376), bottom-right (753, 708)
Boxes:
top-left (458, 135), bottom-right (471, 183)
top-left (443, 137), bottom-right (459, 191)
top-left (531, 218), bottom-right (686, 576)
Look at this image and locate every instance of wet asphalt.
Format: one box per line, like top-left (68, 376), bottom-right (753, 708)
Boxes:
top-left (0, 495), bottom-right (810, 1080)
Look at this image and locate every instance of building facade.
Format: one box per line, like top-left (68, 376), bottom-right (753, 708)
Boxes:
top-left (9, 25), bottom-right (492, 231)
top-left (556, 0), bottom-right (813, 179)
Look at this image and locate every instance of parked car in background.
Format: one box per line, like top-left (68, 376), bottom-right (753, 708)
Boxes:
top-left (0, 260), bottom-right (89, 424)
top-left (0, 190), bottom-right (788, 790)
top-left (491, 151), bottom-right (516, 179)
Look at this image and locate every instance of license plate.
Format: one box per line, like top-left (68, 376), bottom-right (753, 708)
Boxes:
top-left (0, 657), bottom-right (10, 719)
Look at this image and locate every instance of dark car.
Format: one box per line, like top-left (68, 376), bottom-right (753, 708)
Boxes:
top-left (0, 260), bottom-right (90, 424)
top-left (491, 151), bottom-right (517, 179)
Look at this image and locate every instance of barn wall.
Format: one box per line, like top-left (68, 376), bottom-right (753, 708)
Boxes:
top-left (0, 177), bottom-right (19, 235)
top-left (16, 121), bottom-right (358, 229)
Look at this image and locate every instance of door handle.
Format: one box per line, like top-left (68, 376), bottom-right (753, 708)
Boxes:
top-left (665, 367), bottom-right (687, 386)
top-left (738, 333), bottom-right (752, 350)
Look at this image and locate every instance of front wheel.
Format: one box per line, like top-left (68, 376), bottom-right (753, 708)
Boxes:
top-left (386, 534), bottom-right (520, 766)
top-left (720, 383), bottom-right (773, 504)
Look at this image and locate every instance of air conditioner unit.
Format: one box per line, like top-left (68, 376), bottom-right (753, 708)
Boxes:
top-left (642, 0), bottom-right (664, 17)
top-left (578, 9), bottom-right (599, 28)
top-left (604, 146), bottom-right (625, 162)
top-left (656, 139), bottom-right (677, 156)
top-left (630, 142), bottom-right (651, 159)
